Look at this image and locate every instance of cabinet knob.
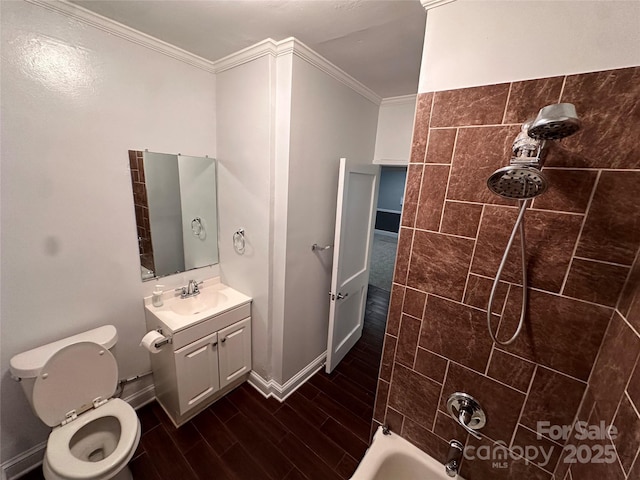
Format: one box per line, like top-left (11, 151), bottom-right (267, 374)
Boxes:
top-left (221, 337), bottom-right (226, 343)
top-left (212, 341), bottom-right (218, 347)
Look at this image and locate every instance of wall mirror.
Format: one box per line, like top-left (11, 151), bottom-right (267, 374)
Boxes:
top-left (128, 150), bottom-right (219, 281)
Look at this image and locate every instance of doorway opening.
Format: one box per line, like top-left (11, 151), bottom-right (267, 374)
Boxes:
top-left (369, 166), bottom-right (407, 293)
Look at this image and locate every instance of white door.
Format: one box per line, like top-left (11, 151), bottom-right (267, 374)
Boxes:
top-left (175, 332), bottom-right (220, 414)
top-left (218, 317), bottom-right (252, 389)
top-left (326, 158), bottom-right (380, 373)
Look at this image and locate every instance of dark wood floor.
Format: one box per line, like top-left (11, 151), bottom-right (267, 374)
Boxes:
top-left (20, 285), bottom-right (389, 480)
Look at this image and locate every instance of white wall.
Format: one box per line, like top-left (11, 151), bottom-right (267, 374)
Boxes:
top-left (215, 55), bottom-right (274, 381)
top-left (0, 1), bottom-right (216, 464)
top-left (373, 95), bottom-right (416, 164)
top-left (280, 54), bottom-right (379, 383)
top-left (377, 167), bottom-right (407, 213)
top-left (420, 0), bottom-right (640, 93)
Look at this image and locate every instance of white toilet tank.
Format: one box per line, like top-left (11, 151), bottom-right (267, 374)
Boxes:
top-left (9, 326), bottom-right (118, 415)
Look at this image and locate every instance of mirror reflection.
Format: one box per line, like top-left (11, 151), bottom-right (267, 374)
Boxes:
top-left (128, 150), bottom-right (219, 281)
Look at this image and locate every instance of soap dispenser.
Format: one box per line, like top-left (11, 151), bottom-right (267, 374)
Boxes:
top-left (152, 285), bottom-right (164, 307)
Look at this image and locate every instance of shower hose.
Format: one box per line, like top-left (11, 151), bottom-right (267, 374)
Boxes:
top-left (486, 199), bottom-right (530, 346)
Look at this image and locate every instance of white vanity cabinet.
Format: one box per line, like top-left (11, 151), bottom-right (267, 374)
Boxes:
top-left (144, 281), bottom-right (252, 427)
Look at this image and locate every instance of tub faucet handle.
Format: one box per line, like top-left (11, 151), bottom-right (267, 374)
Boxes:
top-left (446, 392), bottom-right (486, 440)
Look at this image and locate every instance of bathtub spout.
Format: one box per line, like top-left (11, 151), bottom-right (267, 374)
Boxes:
top-left (445, 440), bottom-right (464, 477)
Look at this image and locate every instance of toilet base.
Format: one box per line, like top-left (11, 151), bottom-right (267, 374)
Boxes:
top-left (43, 456), bottom-right (134, 480)
top-left (109, 465), bottom-right (133, 480)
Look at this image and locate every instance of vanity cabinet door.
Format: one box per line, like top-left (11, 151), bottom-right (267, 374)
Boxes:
top-left (218, 317), bottom-right (252, 389)
top-left (175, 332), bottom-right (220, 414)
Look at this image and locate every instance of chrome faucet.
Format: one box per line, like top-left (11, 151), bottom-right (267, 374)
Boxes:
top-left (445, 440), bottom-right (464, 477)
top-left (176, 280), bottom-right (202, 298)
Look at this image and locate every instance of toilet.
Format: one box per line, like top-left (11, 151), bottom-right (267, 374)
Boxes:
top-left (10, 326), bottom-right (141, 480)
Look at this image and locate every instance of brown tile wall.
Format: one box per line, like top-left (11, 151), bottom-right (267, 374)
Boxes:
top-left (129, 149), bottom-right (155, 272)
top-left (373, 66), bottom-right (640, 480)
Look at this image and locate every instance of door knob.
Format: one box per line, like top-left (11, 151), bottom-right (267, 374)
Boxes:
top-left (337, 292), bottom-right (348, 300)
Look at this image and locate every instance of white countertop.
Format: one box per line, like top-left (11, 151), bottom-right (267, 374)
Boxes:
top-left (144, 277), bottom-right (252, 333)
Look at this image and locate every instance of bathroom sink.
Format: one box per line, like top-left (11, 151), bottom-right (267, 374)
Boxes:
top-left (144, 278), bottom-right (251, 333)
top-left (170, 291), bottom-right (227, 316)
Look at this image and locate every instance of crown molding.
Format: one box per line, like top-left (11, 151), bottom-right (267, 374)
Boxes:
top-left (211, 38), bottom-right (279, 73)
top-left (276, 37), bottom-right (382, 105)
top-left (420, 0), bottom-right (457, 11)
top-left (25, 0), bottom-right (217, 73)
top-left (26, 1), bottom-right (382, 103)
top-left (214, 37), bottom-right (381, 105)
top-left (380, 94), bottom-right (417, 106)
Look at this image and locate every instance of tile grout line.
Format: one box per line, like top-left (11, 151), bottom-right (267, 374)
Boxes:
top-left (436, 128), bottom-right (458, 232)
top-left (430, 122), bottom-right (523, 130)
top-left (623, 425), bottom-right (640, 480)
top-left (408, 165), bottom-right (426, 229)
top-left (411, 293), bottom-right (430, 371)
top-left (425, 273), bottom-right (616, 315)
top-left (484, 344), bottom-right (495, 376)
top-left (501, 82), bottom-right (513, 124)
top-left (560, 170), bottom-right (601, 296)
top-left (407, 164), bottom-right (640, 173)
top-left (625, 389), bottom-right (640, 425)
top-left (553, 307), bottom-right (619, 470)
top-left (414, 195), bottom-right (596, 217)
top-left (422, 92), bottom-right (437, 162)
top-left (558, 75), bottom-right (568, 102)
top-left (461, 204), bottom-right (486, 307)
top-left (493, 345), bottom-right (588, 386)
top-left (541, 166), bottom-right (640, 172)
top-left (517, 422), bottom-right (565, 448)
top-left (573, 255), bottom-right (633, 269)
top-left (492, 282), bottom-right (512, 348)
top-left (615, 245), bottom-right (640, 312)
top-left (509, 364), bottom-right (538, 449)
top-left (413, 225), bottom-right (478, 241)
top-left (621, 312), bottom-right (640, 338)
top-left (435, 354), bottom-right (529, 396)
top-left (610, 432), bottom-right (628, 478)
top-left (432, 360), bottom-right (451, 432)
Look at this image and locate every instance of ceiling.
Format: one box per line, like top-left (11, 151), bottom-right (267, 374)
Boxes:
top-left (71, 0), bottom-right (427, 98)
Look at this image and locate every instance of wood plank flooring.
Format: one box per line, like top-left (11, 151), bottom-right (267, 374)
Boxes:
top-left (19, 285), bottom-right (389, 480)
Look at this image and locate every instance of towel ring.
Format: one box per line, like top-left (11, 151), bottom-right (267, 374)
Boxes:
top-left (233, 228), bottom-right (245, 255)
top-left (191, 217), bottom-right (205, 238)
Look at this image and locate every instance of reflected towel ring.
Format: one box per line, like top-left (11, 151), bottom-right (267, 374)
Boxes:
top-left (191, 217), bottom-right (205, 238)
top-left (233, 228), bottom-right (245, 255)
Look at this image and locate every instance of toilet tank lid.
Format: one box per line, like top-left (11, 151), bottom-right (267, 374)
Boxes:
top-left (9, 325), bottom-right (118, 379)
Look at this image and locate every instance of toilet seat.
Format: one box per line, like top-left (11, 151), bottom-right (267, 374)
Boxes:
top-left (32, 342), bottom-right (118, 427)
top-left (46, 398), bottom-right (140, 480)
top-left (31, 341), bottom-right (140, 480)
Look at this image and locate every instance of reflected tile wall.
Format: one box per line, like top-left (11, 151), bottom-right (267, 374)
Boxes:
top-left (372, 66), bottom-right (640, 480)
top-left (129, 149), bottom-right (155, 272)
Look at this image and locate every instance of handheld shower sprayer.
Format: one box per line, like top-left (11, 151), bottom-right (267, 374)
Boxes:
top-left (486, 103), bottom-right (581, 345)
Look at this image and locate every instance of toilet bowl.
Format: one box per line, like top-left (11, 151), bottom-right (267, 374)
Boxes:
top-left (10, 326), bottom-right (141, 480)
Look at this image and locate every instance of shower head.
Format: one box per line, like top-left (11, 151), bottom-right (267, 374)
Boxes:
top-left (487, 165), bottom-right (548, 199)
top-left (527, 103), bottom-right (581, 140)
top-left (487, 103), bottom-right (579, 200)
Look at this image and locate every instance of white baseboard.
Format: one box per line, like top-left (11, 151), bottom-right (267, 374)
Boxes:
top-left (248, 351), bottom-right (326, 402)
top-left (1, 385), bottom-right (157, 480)
top-left (1, 441), bottom-right (47, 480)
